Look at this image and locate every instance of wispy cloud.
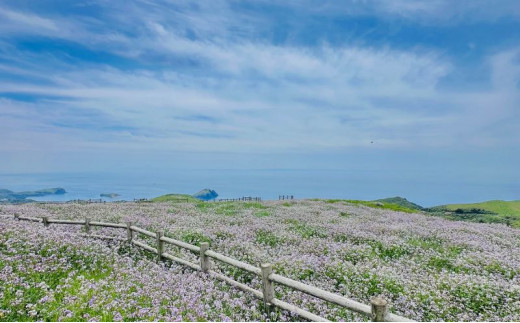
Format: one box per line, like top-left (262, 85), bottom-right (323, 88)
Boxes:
top-left (0, 7), bottom-right (59, 32)
top-left (0, 0), bottom-right (519, 169)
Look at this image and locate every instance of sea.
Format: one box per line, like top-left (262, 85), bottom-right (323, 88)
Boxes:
top-left (1, 169), bottom-right (518, 207)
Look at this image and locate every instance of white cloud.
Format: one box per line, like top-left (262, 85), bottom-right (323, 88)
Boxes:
top-left (0, 0), bottom-right (519, 158)
top-left (265, 0), bottom-right (520, 24)
top-left (377, 0), bottom-right (520, 23)
top-left (0, 38), bottom-right (454, 151)
top-left (0, 7), bottom-right (59, 32)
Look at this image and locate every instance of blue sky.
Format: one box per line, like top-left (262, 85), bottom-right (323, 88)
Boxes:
top-left (0, 0), bottom-right (519, 189)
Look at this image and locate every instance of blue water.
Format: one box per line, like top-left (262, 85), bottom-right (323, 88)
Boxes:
top-left (1, 169), bottom-right (518, 207)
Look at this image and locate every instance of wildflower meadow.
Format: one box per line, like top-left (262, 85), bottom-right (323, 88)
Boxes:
top-left (0, 200), bottom-right (519, 321)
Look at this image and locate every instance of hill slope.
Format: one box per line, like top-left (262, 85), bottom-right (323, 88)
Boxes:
top-left (373, 196), bottom-right (423, 210)
top-left (428, 200), bottom-right (520, 228)
top-left (151, 193), bottom-right (199, 203)
top-left (443, 200), bottom-right (520, 216)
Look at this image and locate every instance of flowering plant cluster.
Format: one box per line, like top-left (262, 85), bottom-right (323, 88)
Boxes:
top-left (0, 199), bottom-right (519, 321)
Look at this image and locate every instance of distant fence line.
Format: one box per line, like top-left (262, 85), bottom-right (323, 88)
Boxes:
top-left (216, 197), bottom-right (262, 202)
top-left (4, 214), bottom-right (414, 322)
top-left (279, 195), bottom-right (294, 200)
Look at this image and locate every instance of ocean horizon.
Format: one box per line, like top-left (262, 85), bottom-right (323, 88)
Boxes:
top-left (1, 169), bottom-right (518, 207)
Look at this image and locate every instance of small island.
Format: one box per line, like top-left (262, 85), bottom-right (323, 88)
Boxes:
top-left (192, 189), bottom-right (218, 201)
top-left (100, 193), bottom-right (120, 198)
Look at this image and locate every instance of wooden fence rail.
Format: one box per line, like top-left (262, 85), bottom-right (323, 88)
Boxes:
top-left (6, 214), bottom-right (414, 322)
top-left (216, 197), bottom-right (262, 202)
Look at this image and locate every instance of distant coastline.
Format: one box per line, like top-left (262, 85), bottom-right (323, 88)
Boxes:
top-left (0, 188), bottom-right (66, 203)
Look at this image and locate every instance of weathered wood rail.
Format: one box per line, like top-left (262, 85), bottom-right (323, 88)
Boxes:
top-left (133, 198), bottom-right (151, 203)
top-left (216, 197), bottom-right (262, 202)
top-left (6, 214), bottom-right (414, 322)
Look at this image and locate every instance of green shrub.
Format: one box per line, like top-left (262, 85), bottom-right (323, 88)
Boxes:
top-left (180, 231), bottom-right (212, 245)
top-left (428, 256), bottom-right (455, 271)
top-left (287, 220), bottom-right (327, 238)
top-left (255, 230), bottom-right (284, 247)
top-left (343, 249), bottom-right (367, 265)
top-left (243, 202), bottom-right (267, 209)
top-left (369, 241), bottom-right (410, 260)
top-left (254, 210), bottom-right (270, 217)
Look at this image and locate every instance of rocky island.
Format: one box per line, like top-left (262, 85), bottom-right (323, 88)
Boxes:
top-left (100, 193), bottom-right (120, 198)
top-left (192, 189), bottom-right (218, 201)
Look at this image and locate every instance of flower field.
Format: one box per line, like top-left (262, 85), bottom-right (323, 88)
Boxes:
top-left (1, 200), bottom-right (519, 321)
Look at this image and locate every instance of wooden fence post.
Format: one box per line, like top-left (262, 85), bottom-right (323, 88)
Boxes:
top-left (371, 296), bottom-right (388, 322)
top-left (42, 216), bottom-right (49, 227)
top-left (126, 222), bottom-right (133, 242)
top-left (261, 263), bottom-right (275, 313)
top-left (200, 242), bottom-right (210, 272)
top-left (156, 230), bottom-right (164, 261)
top-left (14, 213), bottom-right (19, 220)
top-left (85, 218), bottom-right (91, 234)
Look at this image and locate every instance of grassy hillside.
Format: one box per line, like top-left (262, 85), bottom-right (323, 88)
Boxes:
top-left (444, 200), bottom-right (520, 216)
top-left (373, 196), bottom-right (423, 210)
top-left (427, 200), bottom-right (520, 228)
top-left (316, 198), bottom-right (420, 213)
top-left (151, 193), bottom-right (199, 203)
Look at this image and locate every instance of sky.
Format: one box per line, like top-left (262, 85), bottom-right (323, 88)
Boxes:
top-left (0, 0), bottom-right (519, 193)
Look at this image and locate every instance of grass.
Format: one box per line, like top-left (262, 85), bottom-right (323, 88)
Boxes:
top-left (195, 202), bottom-right (238, 216)
top-left (255, 229), bottom-right (284, 247)
top-left (151, 194), bottom-right (198, 203)
top-left (373, 196), bottom-right (423, 210)
top-left (195, 201), bottom-right (269, 217)
top-left (426, 200), bottom-right (520, 228)
top-left (254, 210), bottom-right (270, 217)
top-left (320, 199), bottom-right (418, 213)
top-left (339, 211), bottom-right (351, 218)
top-left (179, 230), bottom-right (213, 245)
top-left (214, 203), bottom-right (239, 216)
top-left (316, 197), bottom-right (520, 227)
top-left (346, 200), bottom-right (419, 213)
top-left (243, 202), bottom-right (267, 209)
top-left (443, 200), bottom-right (520, 216)
top-left (284, 219), bottom-right (328, 238)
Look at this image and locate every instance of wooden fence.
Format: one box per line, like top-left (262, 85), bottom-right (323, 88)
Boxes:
top-left (216, 197), bottom-right (262, 202)
top-left (133, 198), bottom-right (151, 203)
top-left (33, 199), bottom-right (106, 205)
top-left (64, 199), bottom-right (105, 204)
top-left (6, 214), bottom-right (414, 322)
top-left (279, 195), bottom-right (294, 200)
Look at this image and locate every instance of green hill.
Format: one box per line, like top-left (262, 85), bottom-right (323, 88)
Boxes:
top-left (443, 200), bottom-right (520, 216)
top-left (427, 200), bottom-right (520, 228)
top-left (373, 196), bottom-right (423, 210)
top-left (151, 194), bottom-right (199, 203)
